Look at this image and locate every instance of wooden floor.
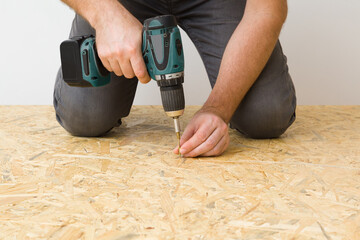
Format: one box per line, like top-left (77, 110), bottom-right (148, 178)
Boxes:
top-left (0, 105), bottom-right (359, 239)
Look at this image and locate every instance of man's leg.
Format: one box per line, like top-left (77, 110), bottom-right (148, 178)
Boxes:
top-left (54, 1), bottom-right (166, 137)
top-left (175, 0), bottom-right (296, 139)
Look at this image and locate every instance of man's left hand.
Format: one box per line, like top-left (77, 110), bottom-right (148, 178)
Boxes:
top-left (173, 109), bottom-right (230, 157)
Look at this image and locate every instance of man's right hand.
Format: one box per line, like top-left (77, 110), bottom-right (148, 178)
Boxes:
top-left (92, 4), bottom-right (151, 83)
top-left (61, 0), bottom-right (151, 83)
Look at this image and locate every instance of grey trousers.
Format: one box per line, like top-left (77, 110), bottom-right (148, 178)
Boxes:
top-left (54, 0), bottom-right (296, 139)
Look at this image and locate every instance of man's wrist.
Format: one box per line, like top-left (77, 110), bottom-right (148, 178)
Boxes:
top-left (89, 0), bottom-right (124, 29)
top-left (200, 101), bottom-right (233, 124)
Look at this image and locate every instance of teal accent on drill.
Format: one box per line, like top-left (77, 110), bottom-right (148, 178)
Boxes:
top-left (142, 21), bottom-right (184, 81)
top-left (80, 37), bottom-right (110, 87)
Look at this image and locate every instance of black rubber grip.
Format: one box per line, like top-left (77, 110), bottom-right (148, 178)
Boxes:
top-left (160, 84), bottom-right (185, 112)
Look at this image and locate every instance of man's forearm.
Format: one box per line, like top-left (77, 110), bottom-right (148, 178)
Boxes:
top-left (203, 0), bottom-right (288, 123)
top-left (61, 0), bottom-right (125, 28)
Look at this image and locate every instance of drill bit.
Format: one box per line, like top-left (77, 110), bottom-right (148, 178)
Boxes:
top-left (173, 117), bottom-right (181, 156)
top-left (176, 132), bottom-right (181, 156)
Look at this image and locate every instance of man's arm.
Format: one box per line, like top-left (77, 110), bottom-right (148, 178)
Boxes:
top-left (175, 0), bottom-right (288, 157)
top-left (61, 0), bottom-right (151, 83)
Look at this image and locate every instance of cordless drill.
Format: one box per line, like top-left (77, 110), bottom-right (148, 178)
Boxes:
top-left (60, 15), bottom-right (185, 149)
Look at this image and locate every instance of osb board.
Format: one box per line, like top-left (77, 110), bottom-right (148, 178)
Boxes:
top-left (0, 105), bottom-right (359, 240)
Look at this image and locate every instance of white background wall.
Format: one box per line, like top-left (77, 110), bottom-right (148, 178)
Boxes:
top-left (0, 0), bottom-right (359, 105)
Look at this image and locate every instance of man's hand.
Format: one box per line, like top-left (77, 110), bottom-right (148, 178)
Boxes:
top-left (61, 0), bottom-right (151, 83)
top-left (94, 7), bottom-right (151, 83)
top-left (173, 109), bottom-right (230, 157)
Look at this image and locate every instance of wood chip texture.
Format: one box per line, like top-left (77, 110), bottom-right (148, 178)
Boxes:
top-left (0, 105), bottom-right (359, 239)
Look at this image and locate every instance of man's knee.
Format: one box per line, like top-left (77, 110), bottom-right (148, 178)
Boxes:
top-left (54, 103), bottom-right (119, 137)
top-left (53, 69), bottom-right (122, 137)
top-left (56, 115), bottom-right (118, 138)
top-left (230, 93), bottom-right (296, 139)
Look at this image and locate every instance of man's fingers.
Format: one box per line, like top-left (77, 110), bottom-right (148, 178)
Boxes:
top-left (180, 123), bottom-right (196, 146)
top-left (173, 110), bottom-right (230, 157)
top-left (173, 122), bottom-right (196, 154)
top-left (120, 59), bottom-right (135, 79)
top-left (97, 46), bottom-right (113, 72)
top-left (182, 128), bottom-right (223, 157)
top-left (109, 59), bottom-right (123, 76)
top-left (100, 57), bottom-right (113, 73)
top-left (180, 124), bottom-right (216, 155)
top-left (131, 51), bottom-right (151, 83)
top-left (201, 133), bottom-right (230, 157)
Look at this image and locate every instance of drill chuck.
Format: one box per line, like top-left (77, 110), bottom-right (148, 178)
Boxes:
top-left (156, 71), bottom-right (185, 117)
top-left (157, 74), bottom-right (185, 117)
top-left (160, 82), bottom-right (185, 117)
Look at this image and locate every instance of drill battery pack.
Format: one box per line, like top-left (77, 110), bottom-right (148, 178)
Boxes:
top-left (60, 36), bottom-right (110, 87)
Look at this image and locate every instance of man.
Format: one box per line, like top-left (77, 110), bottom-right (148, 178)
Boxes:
top-left (54, 0), bottom-right (296, 157)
